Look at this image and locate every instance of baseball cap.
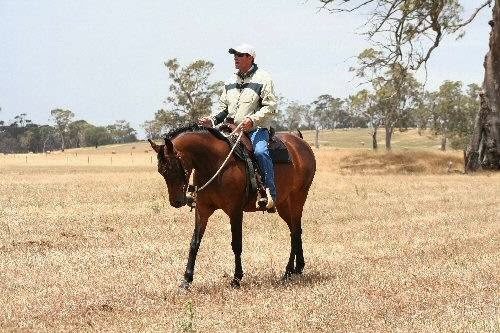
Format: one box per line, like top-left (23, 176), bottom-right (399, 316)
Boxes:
top-left (228, 43), bottom-right (256, 59)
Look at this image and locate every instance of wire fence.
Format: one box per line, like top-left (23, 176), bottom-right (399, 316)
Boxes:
top-left (0, 151), bottom-right (156, 167)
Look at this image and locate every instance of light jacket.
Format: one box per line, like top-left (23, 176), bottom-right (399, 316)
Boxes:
top-left (212, 64), bottom-right (277, 129)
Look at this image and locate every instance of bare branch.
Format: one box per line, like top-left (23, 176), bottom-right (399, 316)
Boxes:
top-left (451, 0), bottom-right (492, 31)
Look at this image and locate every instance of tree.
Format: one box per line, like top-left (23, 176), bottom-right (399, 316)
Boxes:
top-left (38, 125), bottom-right (58, 153)
top-left (452, 83), bottom-right (481, 149)
top-left (142, 119), bottom-right (162, 140)
top-left (68, 120), bottom-right (92, 148)
top-left (319, 0), bottom-right (491, 72)
top-left (85, 126), bottom-right (113, 148)
top-left (317, 0), bottom-right (498, 169)
top-left (282, 101), bottom-right (307, 131)
top-left (431, 81), bottom-right (464, 150)
top-left (0, 114), bottom-right (35, 153)
top-left (144, 108), bottom-right (183, 137)
top-left (412, 91), bottom-right (434, 135)
top-left (308, 94), bottom-right (344, 147)
top-left (106, 120), bottom-right (137, 143)
top-left (50, 109), bottom-right (74, 151)
top-left (465, 2), bottom-right (500, 171)
top-left (349, 89), bottom-right (381, 149)
top-left (271, 95), bottom-right (289, 131)
top-left (371, 64), bottom-right (421, 150)
top-left (162, 58), bottom-right (223, 127)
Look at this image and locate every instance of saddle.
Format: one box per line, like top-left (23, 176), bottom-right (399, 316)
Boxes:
top-left (218, 121), bottom-right (291, 209)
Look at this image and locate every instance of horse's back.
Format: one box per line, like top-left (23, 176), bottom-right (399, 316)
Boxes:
top-left (275, 132), bottom-right (316, 192)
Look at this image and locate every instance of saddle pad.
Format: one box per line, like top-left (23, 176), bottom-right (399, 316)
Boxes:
top-left (269, 136), bottom-right (291, 163)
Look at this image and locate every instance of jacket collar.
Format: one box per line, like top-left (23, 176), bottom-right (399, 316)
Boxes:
top-left (237, 64), bottom-right (258, 80)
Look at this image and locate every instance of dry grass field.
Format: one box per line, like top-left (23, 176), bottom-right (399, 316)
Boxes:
top-left (1, 133), bottom-right (499, 332)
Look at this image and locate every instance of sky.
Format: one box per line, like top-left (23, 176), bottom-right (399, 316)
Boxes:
top-left (0, 0), bottom-right (493, 137)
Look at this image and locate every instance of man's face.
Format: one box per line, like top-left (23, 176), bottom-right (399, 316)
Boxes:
top-left (234, 53), bottom-right (253, 73)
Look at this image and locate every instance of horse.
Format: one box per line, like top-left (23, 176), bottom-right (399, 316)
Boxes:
top-left (148, 124), bottom-right (316, 289)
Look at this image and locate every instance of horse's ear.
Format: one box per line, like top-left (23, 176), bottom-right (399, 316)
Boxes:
top-left (164, 138), bottom-right (174, 155)
top-left (148, 139), bottom-right (161, 153)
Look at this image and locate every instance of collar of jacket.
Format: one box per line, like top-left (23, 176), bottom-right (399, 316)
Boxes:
top-left (237, 64), bottom-right (258, 80)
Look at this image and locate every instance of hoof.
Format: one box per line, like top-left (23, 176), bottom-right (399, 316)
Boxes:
top-left (230, 278), bottom-right (241, 289)
top-left (281, 271), bottom-right (293, 282)
top-left (179, 280), bottom-right (191, 291)
top-left (293, 268), bottom-right (304, 275)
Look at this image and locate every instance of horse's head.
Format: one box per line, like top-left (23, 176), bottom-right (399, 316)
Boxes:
top-left (149, 139), bottom-right (188, 208)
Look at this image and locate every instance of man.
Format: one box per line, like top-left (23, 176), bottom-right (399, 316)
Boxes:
top-left (199, 43), bottom-right (277, 209)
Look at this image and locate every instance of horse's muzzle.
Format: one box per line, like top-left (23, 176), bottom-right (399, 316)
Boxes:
top-left (171, 199), bottom-right (186, 208)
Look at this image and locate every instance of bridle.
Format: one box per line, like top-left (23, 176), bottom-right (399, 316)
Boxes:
top-left (158, 146), bottom-right (190, 189)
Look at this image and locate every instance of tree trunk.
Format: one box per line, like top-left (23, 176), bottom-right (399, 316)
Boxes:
top-left (315, 128), bottom-right (320, 148)
top-left (385, 126), bottom-right (393, 150)
top-left (441, 128), bottom-right (447, 151)
top-left (372, 127), bottom-right (378, 150)
top-left (465, 0), bottom-right (500, 171)
top-left (60, 132), bottom-right (65, 152)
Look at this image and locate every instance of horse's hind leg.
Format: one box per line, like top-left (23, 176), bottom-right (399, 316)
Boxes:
top-left (229, 210), bottom-right (244, 288)
top-left (277, 191), bottom-right (307, 280)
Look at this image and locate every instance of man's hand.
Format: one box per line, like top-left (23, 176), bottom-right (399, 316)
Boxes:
top-left (198, 117), bottom-right (213, 128)
top-left (241, 117), bottom-right (253, 132)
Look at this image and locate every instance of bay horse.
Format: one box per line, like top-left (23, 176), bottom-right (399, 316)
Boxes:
top-left (148, 124), bottom-right (316, 289)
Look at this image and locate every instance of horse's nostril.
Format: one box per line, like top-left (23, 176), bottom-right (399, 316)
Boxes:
top-left (172, 200), bottom-right (184, 208)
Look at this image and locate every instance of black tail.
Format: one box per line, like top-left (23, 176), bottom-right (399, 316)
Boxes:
top-left (296, 129), bottom-right (303, 139)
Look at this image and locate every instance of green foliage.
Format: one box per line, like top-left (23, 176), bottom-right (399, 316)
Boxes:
top-left (151, 58), bottom-right (223, 134)
top-left (68, 120), bottom-right (92, 148)
top-left (0, 114), bottom-right (59, 153)
top-left (0, 109), bottom-right (138, 152)
top-left (282, 101), bottom-right (307, 130)
top-left (141, 119), bottom-right (163, 140)
top-left (350, 63), bottom-right (421, 149)
top-left (84, 126), bottom-right (114, 147)
top-left (310, 94), bottom-right (351, 129)
top-left (320, 0), bottom-right (489, 73)
top-left (430, 81), bottom-right (480, 150)
top-left (106, 120), bottom-right (137, 144)
top-left (50, 108), bottom-right (75, 151)
top-left (180, 300), bottom-right (195, 333)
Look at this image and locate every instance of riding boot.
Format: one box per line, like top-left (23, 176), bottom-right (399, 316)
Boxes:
top-left (265, 188), bottom-right (275, 209)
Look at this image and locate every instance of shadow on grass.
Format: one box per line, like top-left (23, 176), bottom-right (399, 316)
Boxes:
top-left (193, 269), bottom-right (334, 295)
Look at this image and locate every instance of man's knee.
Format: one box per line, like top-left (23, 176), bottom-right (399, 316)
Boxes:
top-left (254, 145), bottom-right (269, 159)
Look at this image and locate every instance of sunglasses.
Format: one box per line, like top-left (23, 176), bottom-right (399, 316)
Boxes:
top-left (235, 53), bottom-right (249, 57)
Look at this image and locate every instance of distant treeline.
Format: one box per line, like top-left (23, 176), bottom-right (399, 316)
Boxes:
top-left (0, 109), bottom-right (137, 154)
top-left (142, 59), bottom-right (480, 151)
top-left (1, 60), bottom-right (480, 154)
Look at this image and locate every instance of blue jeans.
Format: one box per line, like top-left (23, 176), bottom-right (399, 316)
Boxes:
top-left (249, 128), bottom-right (276, 200)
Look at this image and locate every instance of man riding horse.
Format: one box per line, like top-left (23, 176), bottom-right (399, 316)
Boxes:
top-left (199, 43), bottom-right (277, 209)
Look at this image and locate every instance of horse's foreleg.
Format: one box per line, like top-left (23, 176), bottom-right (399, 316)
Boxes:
top-left (229, 210), bottom-right (244, 288)
top-left (180, 206), bottom-right (212, 289)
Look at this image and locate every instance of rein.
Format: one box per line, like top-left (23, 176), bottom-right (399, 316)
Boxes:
top-left (195, 129), bottom-right (244, 192)
top-left (184, 124), bottom-right (244, 209)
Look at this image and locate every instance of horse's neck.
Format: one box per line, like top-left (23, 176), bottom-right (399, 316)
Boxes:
top-left (175, 132), bottom-right (229, 175)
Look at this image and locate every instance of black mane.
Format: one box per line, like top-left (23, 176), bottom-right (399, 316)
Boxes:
top-left (164, 123), bottom-right (229, 142)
